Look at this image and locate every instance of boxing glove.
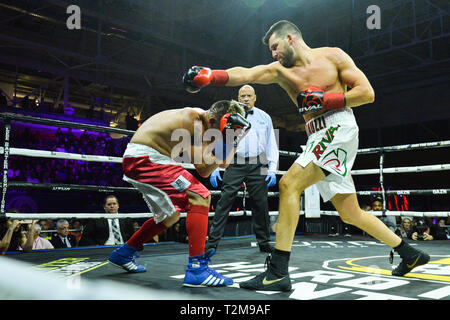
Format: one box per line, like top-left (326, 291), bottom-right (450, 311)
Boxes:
top-left (182, 66), bottom-right (228, 93)
top-left (297, 86), bottom-right (345, 115)
top-left (220, 113), bottom-right (251, 147)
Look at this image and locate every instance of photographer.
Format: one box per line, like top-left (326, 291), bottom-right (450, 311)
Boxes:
top-left (0, 217), bottom-right (36, 253)
top-left (411, 219), bottom-right (433, 241)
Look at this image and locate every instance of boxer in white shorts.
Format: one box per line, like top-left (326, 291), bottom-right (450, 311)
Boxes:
top-left (183, 20), bottom-right (430, 291)
top-left (295, 108), bottom-right (358, 202)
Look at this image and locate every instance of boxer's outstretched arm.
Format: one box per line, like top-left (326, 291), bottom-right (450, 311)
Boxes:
top-left (182, 63), bottom-right (279, 92)
top-left (225, 63), bottom-right (279, 86)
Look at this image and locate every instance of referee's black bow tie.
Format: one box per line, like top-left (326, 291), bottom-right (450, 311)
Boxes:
top-left (247, 109), bottom-right (254, 114)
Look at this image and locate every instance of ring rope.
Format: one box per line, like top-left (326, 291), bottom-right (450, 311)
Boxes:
top-left (5, 210), bottom-right (449, 220)
top-left (280, 140), bottom-right (450, 157)
top-left (4, 210), bottom-right (282, 220)
top-left (7, 181), bottom-right (281, 197)
top-left (7, 181), bottom-right (449, 196)
top-left (1, 113), bottom-right (449, 219)
top-left (319, 210), bottom-right (450, 218)
top-left (2, 112), bottom-right (449, 158)
top-left (3, 147), bottom-right (450, 176)
top-left (2, 112), bottom-right (450, 154)
top-left (0, 112), bottom-right (135, 136)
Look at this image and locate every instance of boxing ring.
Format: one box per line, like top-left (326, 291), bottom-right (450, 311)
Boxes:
top-left (0, 112), bottom-right (449, 302)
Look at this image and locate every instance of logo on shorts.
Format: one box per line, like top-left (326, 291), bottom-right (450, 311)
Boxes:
top-left (322, 148), bottom-right (348, 176)
top-left (312, 125), bottom-right (340, 160)
top-left (306, 116), bottom-right (326, 136)
top-left (171, 175), bottom-right (191, 192)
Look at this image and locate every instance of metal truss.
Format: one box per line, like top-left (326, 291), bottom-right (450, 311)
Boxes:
top-left (305, 0), bottom-right (449, 82)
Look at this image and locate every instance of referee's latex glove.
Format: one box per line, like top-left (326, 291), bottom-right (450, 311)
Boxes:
top-left (210, 169), bottom-right (222, 188)
top-left (265, 171), bottom-right (277, 187)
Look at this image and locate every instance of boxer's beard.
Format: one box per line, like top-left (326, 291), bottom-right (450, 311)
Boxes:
top-left (280, 46), bottom-right (295, 68)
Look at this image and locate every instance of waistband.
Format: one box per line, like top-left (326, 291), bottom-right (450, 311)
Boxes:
top-left (123, 143), bottom-right (178, 165)
top-left (233, 154), bottom-right (263, 165)
top-left (305, 108), bottom-right (356, 137)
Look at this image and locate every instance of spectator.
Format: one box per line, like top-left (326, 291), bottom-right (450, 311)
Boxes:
top-left (429, 218), bottom-right (449, 240)
top-left (46, 219), bottom-right (56, 231)
top-left (23, 223), bottom-right (54, 250)
top-left (395, 217), bottom-right (414, 239)
top-left (372, 196), bottom-right (398, 232)
top-left (50, 219), bottom-right (77, 248)
top-left (20, 220), bottom-right (39, 253)
top-left (38, 219), bottom-right (48, 230)
top-left (69, 220), bottom-right (83, 247)
top-left (79, 195), bottom-right (135, 246)
top-left (38, 219), bottom-right (52, 240)
top-left (0, 216), bottom-right (36, 254)
top-left (439, 218), bottom-right (450, 239)
top-left (411, 218), bottom-right (434, 241)
top-left (0, 218), bottom-right (24, 254)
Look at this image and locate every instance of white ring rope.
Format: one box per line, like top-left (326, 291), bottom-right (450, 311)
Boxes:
top-left (5, 210), bottom-right (281, 220)
top-left (351, 164), bottom-right (450, 175)
top-left (3, 147), bottom-right (450, 176)
top-left (1, 113), bottom-right (449, 220)
top-left (318, 210), bottom-right (450, 218)
top-left (6, 210), bottom-right (449, 220)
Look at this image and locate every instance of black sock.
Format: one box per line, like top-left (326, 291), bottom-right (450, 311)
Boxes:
top-left (393, 240), bottom-right (417, 258)
top-left (269, 249), bottom-right (291, 277)
top-left (394, 239), bottom-right (405, 250)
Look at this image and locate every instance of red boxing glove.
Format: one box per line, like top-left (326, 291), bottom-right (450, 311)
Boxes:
top-left (183, 66), bottom-right (228, 93)
top-left (193, 67), bottom-right (213, 88)
top-left (220, 113), bottom-right (251, 147)
top-left (298, 86), bottom-right (345, 114)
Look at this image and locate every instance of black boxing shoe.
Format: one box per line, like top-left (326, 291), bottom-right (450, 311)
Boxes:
top-left (239, 255), bottom-right (292, 291)
top-left (391, 240), bottom-right (430, 276)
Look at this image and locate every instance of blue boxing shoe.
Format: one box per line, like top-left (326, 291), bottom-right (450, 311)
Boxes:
top-left (108, 243), bottom-right (146, 273)
top-left (183, 249), bottom-right (233, 287)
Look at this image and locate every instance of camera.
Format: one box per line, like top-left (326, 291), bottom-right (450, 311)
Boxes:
top-left (416, 232), bottom-right (425, 241)
top-left (415, 221), bottom-right (428, 241)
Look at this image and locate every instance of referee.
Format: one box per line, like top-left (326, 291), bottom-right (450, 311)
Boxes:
top-left (206, 85), bottom-right (279, 253)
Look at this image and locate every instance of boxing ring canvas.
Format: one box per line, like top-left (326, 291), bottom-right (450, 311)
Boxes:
top-left (3, 235), bottom-right (449, 301)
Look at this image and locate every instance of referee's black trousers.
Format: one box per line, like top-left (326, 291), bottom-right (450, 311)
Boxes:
top-left (207, 159), bottom-right (271, 250)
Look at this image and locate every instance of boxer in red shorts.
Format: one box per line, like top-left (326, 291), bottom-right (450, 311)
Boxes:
top-left (108, 99), bottom-right (249, 287)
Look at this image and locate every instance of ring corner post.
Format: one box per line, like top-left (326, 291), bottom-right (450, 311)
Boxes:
top-left (1, 119), bottom-right (11, 216)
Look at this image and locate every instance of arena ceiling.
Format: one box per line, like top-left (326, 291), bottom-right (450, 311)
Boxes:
top-left (0, 0), bottom-right (448, 131)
